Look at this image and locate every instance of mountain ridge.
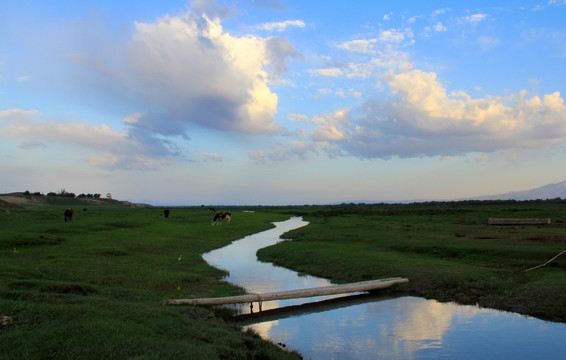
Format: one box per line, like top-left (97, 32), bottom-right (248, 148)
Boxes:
top-left (466, 180), bottom-right (566, 201)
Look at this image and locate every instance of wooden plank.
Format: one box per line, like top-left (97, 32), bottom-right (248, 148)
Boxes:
top-left (162, 277), bottom-right (409, 306)
top-left (488, 218), bottom-right (551, 225)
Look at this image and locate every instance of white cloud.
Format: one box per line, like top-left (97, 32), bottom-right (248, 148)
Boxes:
top-left (17, 75), bottom-right (31, 82)
top-left (256, 20), bottom-right (305, 32)
top-left (0, 109), bottom-right (177, 170)
top-left (194, 152), bottom-right (223, 162)
top-left (309, 109), bottom-right (350, 142)
top-left (337, 39), bottom-right (376, 53)
top-left (433, 22), bottom-right (447, 32)
top-left (288, 113), bottom-right (308, 122)
top-left (65, 4), bottom-right (302, 140)
top-left (310, 68), bottom-right (344, 77)
top-left (253, 67), bottom-right (566, 162)
top-left (338, 30), bottom-right (408, 55)
top-left (128, 12), bottom-right (285, 135)
top-left (461, 13), bottom-right (487, 24)
top-left (379, 30), bottom-right (405, 43)
top-left (431, 8), bottom-right (451, 17)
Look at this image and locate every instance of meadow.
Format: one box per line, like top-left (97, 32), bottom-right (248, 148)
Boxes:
top-left (258, 200), bottom-right (566, 323)
top-left (0, 198), bottom-right (300, 359)
top-left (2, 197), bottom-right (566, 359)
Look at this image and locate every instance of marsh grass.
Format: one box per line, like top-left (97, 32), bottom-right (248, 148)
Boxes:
top-left (258, 202), bottom-right (566, 322)
top-left (1, 204), bottom-right (297, 359)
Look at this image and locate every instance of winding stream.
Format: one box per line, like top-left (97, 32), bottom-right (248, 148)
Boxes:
top-left (203, 217), bottom-right (566, 359)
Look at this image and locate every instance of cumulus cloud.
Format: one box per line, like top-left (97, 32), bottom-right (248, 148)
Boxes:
top-left (345, 70), bottom-right (566, 158)
top-left (250, 68), bottom-right (566, 162)
top-left (64, 3), bottom-right (301, 144)
top-left (127, 11), bottom-right (287, 135)
top-left (0, 109), bottom-right (177, 170)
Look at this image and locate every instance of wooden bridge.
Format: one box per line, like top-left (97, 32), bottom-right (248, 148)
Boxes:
top-left (162, 277), bottom-right (409, 310)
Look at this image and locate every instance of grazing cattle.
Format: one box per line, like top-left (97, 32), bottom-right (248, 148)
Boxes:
top-left (211, 211), bottom-right (231, 225)
top-left (64, 208), bottom-right (73, 223)
top-left (164, 209), bottom-right (170, 218)
top-left (208, 207), bottom-right (216, 212)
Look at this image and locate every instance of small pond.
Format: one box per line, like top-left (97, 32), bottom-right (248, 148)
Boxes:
top-left (203, 217), bottom-right (566, 359)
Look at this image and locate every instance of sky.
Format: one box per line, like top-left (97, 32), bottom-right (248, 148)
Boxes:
top-left (1, 0), bottom-right (566, 205)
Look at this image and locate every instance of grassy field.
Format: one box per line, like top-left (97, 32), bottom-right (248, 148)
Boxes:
top-left (0, 198), bottom-right (300, 359)
top-left (2, 197), bottom-right (566, 359)
top-left (257, 201), bottom-right (566, 323)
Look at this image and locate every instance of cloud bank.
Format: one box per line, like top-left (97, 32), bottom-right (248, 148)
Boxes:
top-left (5, 2), bottom-right (566, 172)
top-left (0, 109), bottom-right (176, 170)
top-left (250, 66), bottom-right (566, 162)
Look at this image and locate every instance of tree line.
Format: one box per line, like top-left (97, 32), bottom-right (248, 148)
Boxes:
top-left (24, 189), bottom-right (102, 199)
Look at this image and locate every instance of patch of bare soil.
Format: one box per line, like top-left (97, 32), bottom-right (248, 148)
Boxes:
top-left (0, 195), bottom-right (39, 206)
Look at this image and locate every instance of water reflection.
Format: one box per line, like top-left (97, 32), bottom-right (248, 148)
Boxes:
top-left (202, 217), bottom-right (566, 360)
top-left (203, 217), bottom-right (337, 312)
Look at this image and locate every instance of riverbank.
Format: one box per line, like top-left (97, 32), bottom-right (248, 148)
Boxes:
top-left (257, 201), bottom-right (566, 323)
top-left (0, 203), bottom-right (301, 359)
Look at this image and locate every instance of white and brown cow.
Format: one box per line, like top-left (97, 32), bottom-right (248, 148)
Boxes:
top-left (211, 211), bottom-right (231, 225)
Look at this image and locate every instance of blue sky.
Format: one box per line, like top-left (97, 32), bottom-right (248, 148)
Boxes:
top-left (1, 0), bottom-right (566, 205)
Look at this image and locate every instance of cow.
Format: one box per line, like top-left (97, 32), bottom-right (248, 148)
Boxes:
top-left (164, 209), bottom-right (170, 218)
top-left (64, 208), bottom-right (73, 223)
top-left (211, 211), bottom-right (231, 225)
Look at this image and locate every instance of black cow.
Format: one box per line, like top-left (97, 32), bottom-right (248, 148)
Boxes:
top-left (211, 211), bottom-right (231, 225)
top-left (64, 208), bottom-right (73, 222)
top-left (164, 209), bottom-right (170, 218)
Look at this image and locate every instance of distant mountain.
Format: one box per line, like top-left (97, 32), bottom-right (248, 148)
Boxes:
top-left (468, 180), bottom-right (566, 201)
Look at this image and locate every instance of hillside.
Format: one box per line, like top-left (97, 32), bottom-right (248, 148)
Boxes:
top-left (0, 192), bottom-right (152, 208)
top-left (470, 180), bottom-right (566, 201)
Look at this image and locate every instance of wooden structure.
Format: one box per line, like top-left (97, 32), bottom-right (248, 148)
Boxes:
top-left (488, 218), bottom-right (551, 225)
top-left (162, 277), bottom-right (408, 310)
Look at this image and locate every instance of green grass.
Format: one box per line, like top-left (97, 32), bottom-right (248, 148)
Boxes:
top-left (257, 202), bottom-right (566, 322)
top-left (1, 204), bottom-right (299, 359)
top-left (3, 199), bottom-right (566, 359)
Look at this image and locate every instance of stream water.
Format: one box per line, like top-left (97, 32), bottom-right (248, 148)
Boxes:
top-left (202, 216), bottom-right (566, 359)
